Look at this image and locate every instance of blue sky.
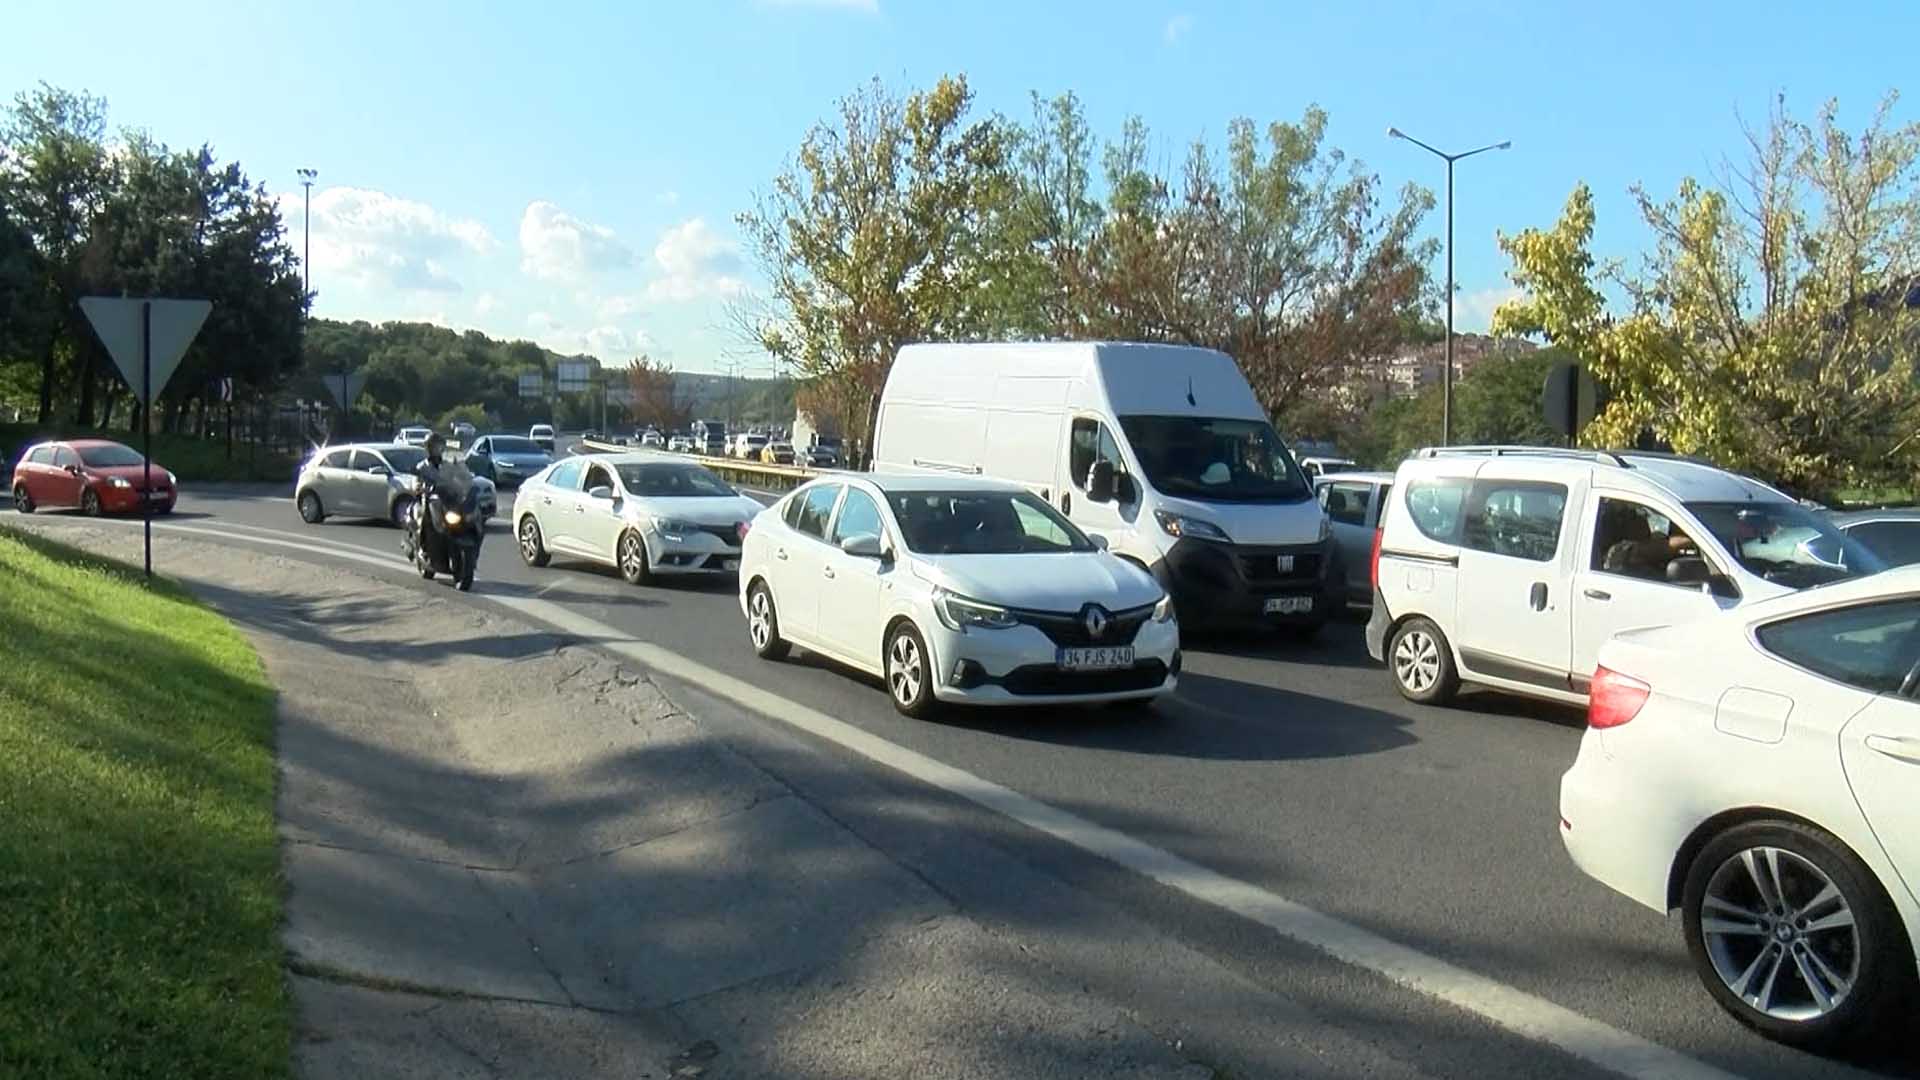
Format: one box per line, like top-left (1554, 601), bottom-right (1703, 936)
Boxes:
top-left (6, 0), bottom-right (1913, 374)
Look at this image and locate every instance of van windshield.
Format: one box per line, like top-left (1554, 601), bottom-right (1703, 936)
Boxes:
top-left (1687, 501), bottom-right (1884, 588)
top-left (1118, 416), bottom-right (1311, 504)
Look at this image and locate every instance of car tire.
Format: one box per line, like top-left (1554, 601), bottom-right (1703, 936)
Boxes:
top-left (12, 485), bottom-right (33, 514)
top-left (518, 516), bottom-right (551, 568)
top-left (1388, 617), bottom-right (1458, 705)
top-left (1681, 821), bottom-right (1913, 1050)
top-left (618, 529), bottom-right (653, 585)
top-left (298, 491), bottom-right (325, 524)
top-left (80, 488), bottom-right (101, 516)
top-left (390, 496), bottom-right (414, 530)
top-left (746, 580), bottom-right (790, 661)
top-left (885, 622), bottom-right (937, 719)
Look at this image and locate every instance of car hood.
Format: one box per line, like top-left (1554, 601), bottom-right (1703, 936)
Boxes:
top-left (1149, 492), bottom-right (1325, 546)
top-left (491, 454), bottom-right (551, 468)
top-left (630, 494), bottom-right (761, 525)
top-left (88, 463), bottom-right (171, 484)
top-left (907, 552), bottom-right (1161, 613)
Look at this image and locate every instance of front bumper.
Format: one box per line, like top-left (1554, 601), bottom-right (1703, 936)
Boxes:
top-left (98, 483), bottom-right (175, 513)
top-left (649, 527), bottom-right (743, 575)
top-left (924, 616), bottom-right (1180, 705)
top-left (1153, 536), bottom-right (1342, 630)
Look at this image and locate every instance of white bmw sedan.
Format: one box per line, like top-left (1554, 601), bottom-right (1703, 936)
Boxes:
top-left (514, 452), bottom-right (763, 584)
top-left (739, 474), bottom-right (1179, 716)
top-left (1560, 567), bottom-right (1920, 1049)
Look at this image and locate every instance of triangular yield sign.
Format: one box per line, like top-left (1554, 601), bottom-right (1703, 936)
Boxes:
top-left (79, 297), bottom-right (213, 406)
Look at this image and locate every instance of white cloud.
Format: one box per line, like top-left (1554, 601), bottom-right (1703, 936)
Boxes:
top-left (595, 293), bottom-right (647, 320)
top-left (286, 186), bottom-right (495, 294)
top-left (525, 311), bottom-right (654, 360)
top-left (518, 200), bottom-right (633, 281)
top-left (1455, 285), bottom-right (1524, 331)
top-left (473, 292), bottom-right (499, 316)
top-left (763, 0), bottom-right (877, 11)
top-left (1164, 14), bottom-right (1194, 43)
top-left (646, 217), bottom-right (746, 302)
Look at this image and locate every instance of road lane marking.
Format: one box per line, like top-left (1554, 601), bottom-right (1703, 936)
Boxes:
top-left (27, 515), bottom-right (1744, 1080)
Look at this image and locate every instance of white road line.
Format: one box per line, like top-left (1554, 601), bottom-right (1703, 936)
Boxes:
top-left (25, 516), bottom-right (1744, 1080)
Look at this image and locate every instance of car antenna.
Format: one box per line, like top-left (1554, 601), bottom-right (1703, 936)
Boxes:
top-left (1185, 377), bottom-right (1197, 407)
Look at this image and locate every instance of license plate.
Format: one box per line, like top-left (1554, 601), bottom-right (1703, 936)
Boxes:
top-left (1058, 646), bottom-right (1134, 671)
top-left (723, 559), bottom-right (740, 571)
top-left (1264, 596), bottom-right (1314, 615)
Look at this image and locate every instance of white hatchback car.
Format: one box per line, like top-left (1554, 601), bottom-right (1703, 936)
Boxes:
top-left (1561, 569), bottom-right (1920, 1048)
top-left (514, 452), bottom-right (762, 584)
top-left (739, 475), bottom-right (1179, 716)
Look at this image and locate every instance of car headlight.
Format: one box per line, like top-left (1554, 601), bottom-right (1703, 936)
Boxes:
top-left (933, 588), bottom-right (1019, 631)
top-left (1153, 510), bottom-right (1230, 542)
top-left (164, 471), bottom-right (177, 487)
top-left (1153, 593), bottom-right (1176, 623)
top-left (107, 476), bottom-right (131, 489)
top-left (653, 518), bottom-right (696, 540)
top-left (1317, 515), bottom-right (1332, 543)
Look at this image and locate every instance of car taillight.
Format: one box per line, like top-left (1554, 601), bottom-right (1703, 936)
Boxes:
top-left (1588, 666), bottom-right (1651, 729)
top-left (1368, 527), bottom-right (1384, 590)
top-left (737, 520), bottom-right (752, 543)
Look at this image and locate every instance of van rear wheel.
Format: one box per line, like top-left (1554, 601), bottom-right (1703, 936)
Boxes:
top-left (1389, 617), bottom-right (1458, 705)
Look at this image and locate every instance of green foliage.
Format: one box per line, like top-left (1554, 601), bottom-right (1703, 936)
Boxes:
top-left (434, 403), bottom-right (498, 434)
top-left (0, 527), bottom-right (289, 1077)
top-left (1496, 95), bottom-right (1920, 499)
top-left (1347, 348), bottom-right (1571, 467)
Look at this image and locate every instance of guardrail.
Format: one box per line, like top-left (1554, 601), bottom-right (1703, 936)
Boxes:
top-left (576, 438), bottom-right (834, 494)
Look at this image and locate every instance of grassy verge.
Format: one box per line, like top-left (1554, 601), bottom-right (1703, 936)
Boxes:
top-left (1, 422), bottom-right (296, 483)
top-left (0, 527), bottom-right (288, 1078)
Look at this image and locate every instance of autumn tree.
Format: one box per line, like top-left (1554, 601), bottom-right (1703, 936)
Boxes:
top-left (626, 355), bottom-right (691, 430)
top-left (735, 75), bottom-right (1013, 449)
top-left (1495, 95), bottom-right (1920, 499)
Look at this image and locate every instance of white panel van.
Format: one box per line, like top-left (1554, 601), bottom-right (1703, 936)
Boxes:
top-left (872, 342), bottom-right (1338, 633)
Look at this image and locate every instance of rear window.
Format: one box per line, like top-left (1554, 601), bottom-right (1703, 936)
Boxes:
top-left (1403, 478), bottom-right (1470, 545)
top-left (27, 446), bottom-right (54, 465)
top-left (1757, 599), bottom-right (1920, 694)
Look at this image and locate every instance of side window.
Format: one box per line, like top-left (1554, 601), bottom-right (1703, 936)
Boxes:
top-left (829, 488), bottom-right (885, 545)
top-left (1404, 478), bottom-right (1470, 545)
top-left (782, 493), bottom-right (806, 530)
top-left (549, 459), bottom-right (585, 490)
top-left (472, 438), bottom-right (489, 455)
top-left (350, 449), bottom-right (382, 472)
top-left (1757, 600), bottom-right (1920, 694)
top-left (53, 447), bottom-right (81, 469)
top-left (1463, 481), bottom-right (1567, 562)
top-left (320, 448), bottom-right (352, 469)
top-left (26, 447), bottom-right (53, 466)
top-left (1590, 497), bottom-right (1704, 583)
top-left (1846, 522), bottom-right (1920, 568)
top-left (1069, 417), bottom-right (1124, 490)
top-left (1324, 482), bottom-right (1371, 527)
top-left (795, 484), bottom-right (842, 540)
top-left (583, 464), bottom-right (615, 493)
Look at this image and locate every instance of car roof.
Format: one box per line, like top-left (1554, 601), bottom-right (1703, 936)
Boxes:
top-left (64, 438), bottom-right (134, 449)
top-left (828, 472), bottom-right (1028, 495)
top-left (1400, 446), bottom-right (1793, 505)
top-left (1829, 507), bottom-right (1920, 525)
top-left (582, 451), bottom-right (712, 466)
top-left (1316, 470), bottom-right (1394, 484)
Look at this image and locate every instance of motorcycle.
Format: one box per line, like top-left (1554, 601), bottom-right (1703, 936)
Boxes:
top-left (403, 461), bottom-right (486, 591)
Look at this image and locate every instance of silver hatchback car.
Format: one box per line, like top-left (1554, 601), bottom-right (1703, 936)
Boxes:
top-left (295, 442), bottom-right (496, 527)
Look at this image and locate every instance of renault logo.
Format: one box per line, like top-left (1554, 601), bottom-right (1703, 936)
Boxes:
top-left (1081, 604), bottom-right (1111, 639)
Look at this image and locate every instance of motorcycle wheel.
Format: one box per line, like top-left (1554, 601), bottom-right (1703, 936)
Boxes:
top-left (455, 547), bottom-right (475, 592)
top-left (416, 546), bottom-right (434, 580)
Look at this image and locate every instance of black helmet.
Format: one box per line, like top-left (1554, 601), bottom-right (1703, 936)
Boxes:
top-left (426, 432), bottom-right (447, 456)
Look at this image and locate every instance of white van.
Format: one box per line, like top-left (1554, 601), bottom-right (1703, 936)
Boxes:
top-left (1367, 446), bottom-right (1884, 706)
top-left (872, 342), bottom-right (1337, 632)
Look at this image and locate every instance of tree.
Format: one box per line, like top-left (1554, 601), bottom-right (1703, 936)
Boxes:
top-left (626, 356), bottom-right (692, 430)
top-left (1495, 95), bottom-right (1920, 499)
top-left (1348, 347), bottom-right (1567, 467)
top-left (736, 75), bottom-right (1013, 449)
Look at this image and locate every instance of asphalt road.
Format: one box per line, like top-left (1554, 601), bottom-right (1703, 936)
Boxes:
top-left (11, 464), bottom-right (1915, 1080)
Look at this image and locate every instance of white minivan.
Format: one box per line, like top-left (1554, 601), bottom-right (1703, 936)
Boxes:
top-left (871, 342), bottom-right (1338, 632)
top-left (1367, 446), bottom-right (1884, 706)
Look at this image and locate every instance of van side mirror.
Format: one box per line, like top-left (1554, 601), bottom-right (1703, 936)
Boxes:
top-left (1116, 473), bottom-right (1137, 504)
top-left (1088, 534), bottom-right (1109, 551)
top-left (1087, 460), bottom-right (1116, 504)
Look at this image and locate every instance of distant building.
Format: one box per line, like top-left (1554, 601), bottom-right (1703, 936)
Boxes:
top-left (1382, 334), bottom-right (1537, 395)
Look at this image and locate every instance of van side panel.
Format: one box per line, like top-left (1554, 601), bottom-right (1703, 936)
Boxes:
top-left (873, 401), bottom-right (989, 476)
top-left (981, 408), bottom-right (1064, 493)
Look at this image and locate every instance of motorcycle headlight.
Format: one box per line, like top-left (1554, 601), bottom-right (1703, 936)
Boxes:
top-left (933, 588), bottom-right (1019, 631)
top-left (1153, 510), bottom-right (1230, 543)
top-left (444, 510), bottom-right (464, 527)
top-left (1153, 593), bottom-right (1176, 623)
top-left (107, 476), bottom-right (131, 489)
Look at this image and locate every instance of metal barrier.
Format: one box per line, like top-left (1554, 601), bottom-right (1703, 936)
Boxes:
top-left (577, 438), bottom-right (830, 493)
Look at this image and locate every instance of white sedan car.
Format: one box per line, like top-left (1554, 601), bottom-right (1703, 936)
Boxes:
top-left (739, 474), bottom-right (1179, 717)
top-left (513, 452), bottom-right (762, 584)
top-left (1560, 567), bottom-right (1920, 1048)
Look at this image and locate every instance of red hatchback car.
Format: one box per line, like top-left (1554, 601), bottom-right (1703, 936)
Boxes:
top-left (11, 439), bottom-right (177, 516)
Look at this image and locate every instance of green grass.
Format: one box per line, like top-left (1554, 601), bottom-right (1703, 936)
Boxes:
top-left (0, 527), bottom-right (288, 1078)
top-left (1, 423), bottom-right (296, 483)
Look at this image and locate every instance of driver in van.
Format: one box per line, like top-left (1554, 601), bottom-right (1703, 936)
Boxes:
top-left (1600, 502), bottom-right (1695, 580)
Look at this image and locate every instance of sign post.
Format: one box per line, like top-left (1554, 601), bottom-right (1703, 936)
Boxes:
top-left (1541, 361), bottom-right (1600, 448)
top-left (79, 297), bottom-right (212, 578)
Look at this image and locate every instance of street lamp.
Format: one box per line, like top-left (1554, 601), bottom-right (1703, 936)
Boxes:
top-left (296, 168), bottom-right (317, 299)
top-left (1388, 128), bottom-right (1509, 446)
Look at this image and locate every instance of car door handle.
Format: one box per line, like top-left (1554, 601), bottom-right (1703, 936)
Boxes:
top-left (542, 496), bottom-right (551, 505)
top-left (1865, 735), bottom-right (1920, 765)
top-left (822, 566), bottom-right (835, 579)
top-left (775, 548), bottom-right (788, 561)
top-left (1061, 493), bottom-right (1072, 514)
top-left (1583, 588), bottom-right (1612, 601)
top-left (1529, 582), bottom-right (1549, 611)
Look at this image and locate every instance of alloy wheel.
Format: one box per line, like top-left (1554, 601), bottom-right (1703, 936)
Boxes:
top-left (620, 532), bottom-right (649, 582)
top-left (1393, 629), bottom-right (1440, 693)
top-left (749, 588), bottom-right (773, 650)
top-left (1700, 846), bottom-right (1859, 1021)
top-left (520, 519), bottom-right (541, 561)
top-left (888, 632), bottom-right (924, 706)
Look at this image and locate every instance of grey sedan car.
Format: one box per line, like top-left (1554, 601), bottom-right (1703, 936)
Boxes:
top-left (1828, 507), bottom-right (1920, 567)
top-left (296, 442), bottom-right (496, 526)
top-left (466, 435), bottom-right (554, 489)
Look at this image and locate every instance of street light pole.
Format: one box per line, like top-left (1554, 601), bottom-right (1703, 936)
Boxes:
top-left (1387, 129), bottom-right (1509, 447)
top-left (297, 168), bottom-right (317, 298)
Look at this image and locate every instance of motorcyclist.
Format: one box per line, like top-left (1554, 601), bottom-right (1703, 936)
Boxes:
top-left (409, 434), bottom-right (450, 564)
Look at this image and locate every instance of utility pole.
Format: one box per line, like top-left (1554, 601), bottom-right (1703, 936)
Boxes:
top-left (1387, 129), bottom-right (1509, 446)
